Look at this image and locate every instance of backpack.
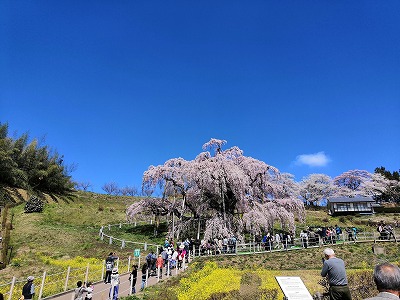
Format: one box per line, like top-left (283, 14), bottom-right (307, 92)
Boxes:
top-left (106, 261), bottom-right (113, 271)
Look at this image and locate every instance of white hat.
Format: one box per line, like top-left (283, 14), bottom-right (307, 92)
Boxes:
top-left (112, 267), bottom-right (118, 273)
top-left (27, 276), bottom-right (34, 281)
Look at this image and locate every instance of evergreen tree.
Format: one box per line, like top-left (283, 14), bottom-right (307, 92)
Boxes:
top-left (0, 122), bottom-right (74, 195)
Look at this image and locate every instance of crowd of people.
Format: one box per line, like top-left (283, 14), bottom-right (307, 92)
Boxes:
top-left (198, 236), bottom-right (238, 255)
top-left (133, 238), bottom-right (191, 293)
top-left (17, 223), bottom-right (398, 299)
top-left (181, 222), bottom-right (398, 256)
top-left (377, 221), bottom-right (397, 241)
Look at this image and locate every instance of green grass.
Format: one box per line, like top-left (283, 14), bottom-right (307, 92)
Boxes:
top-left (0, 191), bottom-right (166, 280)
top-left (1, 190), bottom-right (399, 295)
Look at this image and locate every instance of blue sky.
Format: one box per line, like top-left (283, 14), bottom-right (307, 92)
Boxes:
top-left (1, 1), bottom-right (399, 194)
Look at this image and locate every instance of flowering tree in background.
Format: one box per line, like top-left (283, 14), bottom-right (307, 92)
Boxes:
top-left (126, 138), bottom-right (305, 241)
top-left (374, 167), bottom-right (400, 203)
top-left (299, 174), bottom-right (337, 206)
top-left (333, 169), bottom-right (388, 199)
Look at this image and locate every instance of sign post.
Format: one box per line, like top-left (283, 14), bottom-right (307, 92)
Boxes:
top-left (134, 249), bottom-right (140, 257)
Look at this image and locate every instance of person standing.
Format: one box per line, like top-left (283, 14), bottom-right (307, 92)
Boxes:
top-left (156, 254), bottom-right (164, 278)
top-left (109, 268), bottom-right (120, 300)
top-left (300, 230), bottom-right (308, 248)
top-left (104, 252), bottom-right (118, 283)
top-left (385, 225), bottom-right (396, 241)
top-left (321, 248), bottom-right (352, 300)
top-left (22, 276), bottom-right (35, 300)
top-left (73, 281), bottom-right (88, 300)
top-left (84, 282), bottom-right (93, 300)
top-left (363, 263), bottom-right (400, 300)
top-left (129, 265), bottom-right (138, 294)
top-left (335, 225), bottom-right (342, 241)
top-left (141, 263), bottom-right (148, 291)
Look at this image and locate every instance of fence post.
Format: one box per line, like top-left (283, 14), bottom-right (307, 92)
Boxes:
top-left (85, 264), bottom-right (89, 284)
top-left (128, 256), bottom-right (131, 273)
top-left (101, 262), bottom-right (105, 282)
top-left (7, 276), bottom-right (16, 300)
top-left (129, 274), bottom-right (134, 295)
top-left (116, 258), bottom-right (120, 270)
top-left (108, 224), bottom-right (111, 231)
top-left (38, 271), bottom-right (46, 300)
top-left (145, 269), bottom-right (149, 288)
top-left (64, 266), bottom-right (71, 292)
top-left (100, 232), bottom-right (104, 241)
top-left (144, 242), bottom-right (147, 251)
top-left (121, 240), bottom-right (125, 249)
top-left (119, 223), bottom-right (122, 228)
top-left (109, 236), bottom-right (113, 245)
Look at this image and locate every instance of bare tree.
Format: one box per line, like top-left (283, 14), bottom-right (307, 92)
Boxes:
top-left (75, 181), bottom-right (92, 191)
top-left (120, 186), bottom-right (138, 196)
top-left (102, 182), bottom-right (119, 195)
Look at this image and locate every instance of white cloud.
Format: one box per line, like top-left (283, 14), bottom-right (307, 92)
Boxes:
top-left (295, 151), bottom-right (330, 167)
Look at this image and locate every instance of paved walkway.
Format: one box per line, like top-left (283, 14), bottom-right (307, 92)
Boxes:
top-left (45, 267), bottom-right (187, 300)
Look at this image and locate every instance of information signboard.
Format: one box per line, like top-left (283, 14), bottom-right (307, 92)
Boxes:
top-left (275, 276), bottom-right (313, 300)
top-left (134, 249), bottom-right (140, 257)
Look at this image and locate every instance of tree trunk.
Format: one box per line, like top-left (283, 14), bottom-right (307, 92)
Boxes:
top-left (172, 212), bottom-right (175, 239)
top-left (154, 214), bottom-right (160, 237)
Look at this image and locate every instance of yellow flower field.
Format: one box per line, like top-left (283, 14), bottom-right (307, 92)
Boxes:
top-left (171, 262), bottom-right (374, 300)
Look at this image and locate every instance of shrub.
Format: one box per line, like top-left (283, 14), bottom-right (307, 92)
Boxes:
top-left (24, 195), bottom-right (44, 213)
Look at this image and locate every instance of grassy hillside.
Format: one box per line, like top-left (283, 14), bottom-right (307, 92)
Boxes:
top-left (0, 190), bottom-right (166, 280)
top-left (0, 190), bottom-right (399, 292)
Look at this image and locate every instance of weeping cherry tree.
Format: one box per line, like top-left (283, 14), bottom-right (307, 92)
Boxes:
top-left (126, 139), bottom-right (305, 241)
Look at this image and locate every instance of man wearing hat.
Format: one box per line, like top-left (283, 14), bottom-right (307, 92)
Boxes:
top-left (109, 267), bottom-right (120, 300)
top-left (22, 276), bottom-right (35, 300)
